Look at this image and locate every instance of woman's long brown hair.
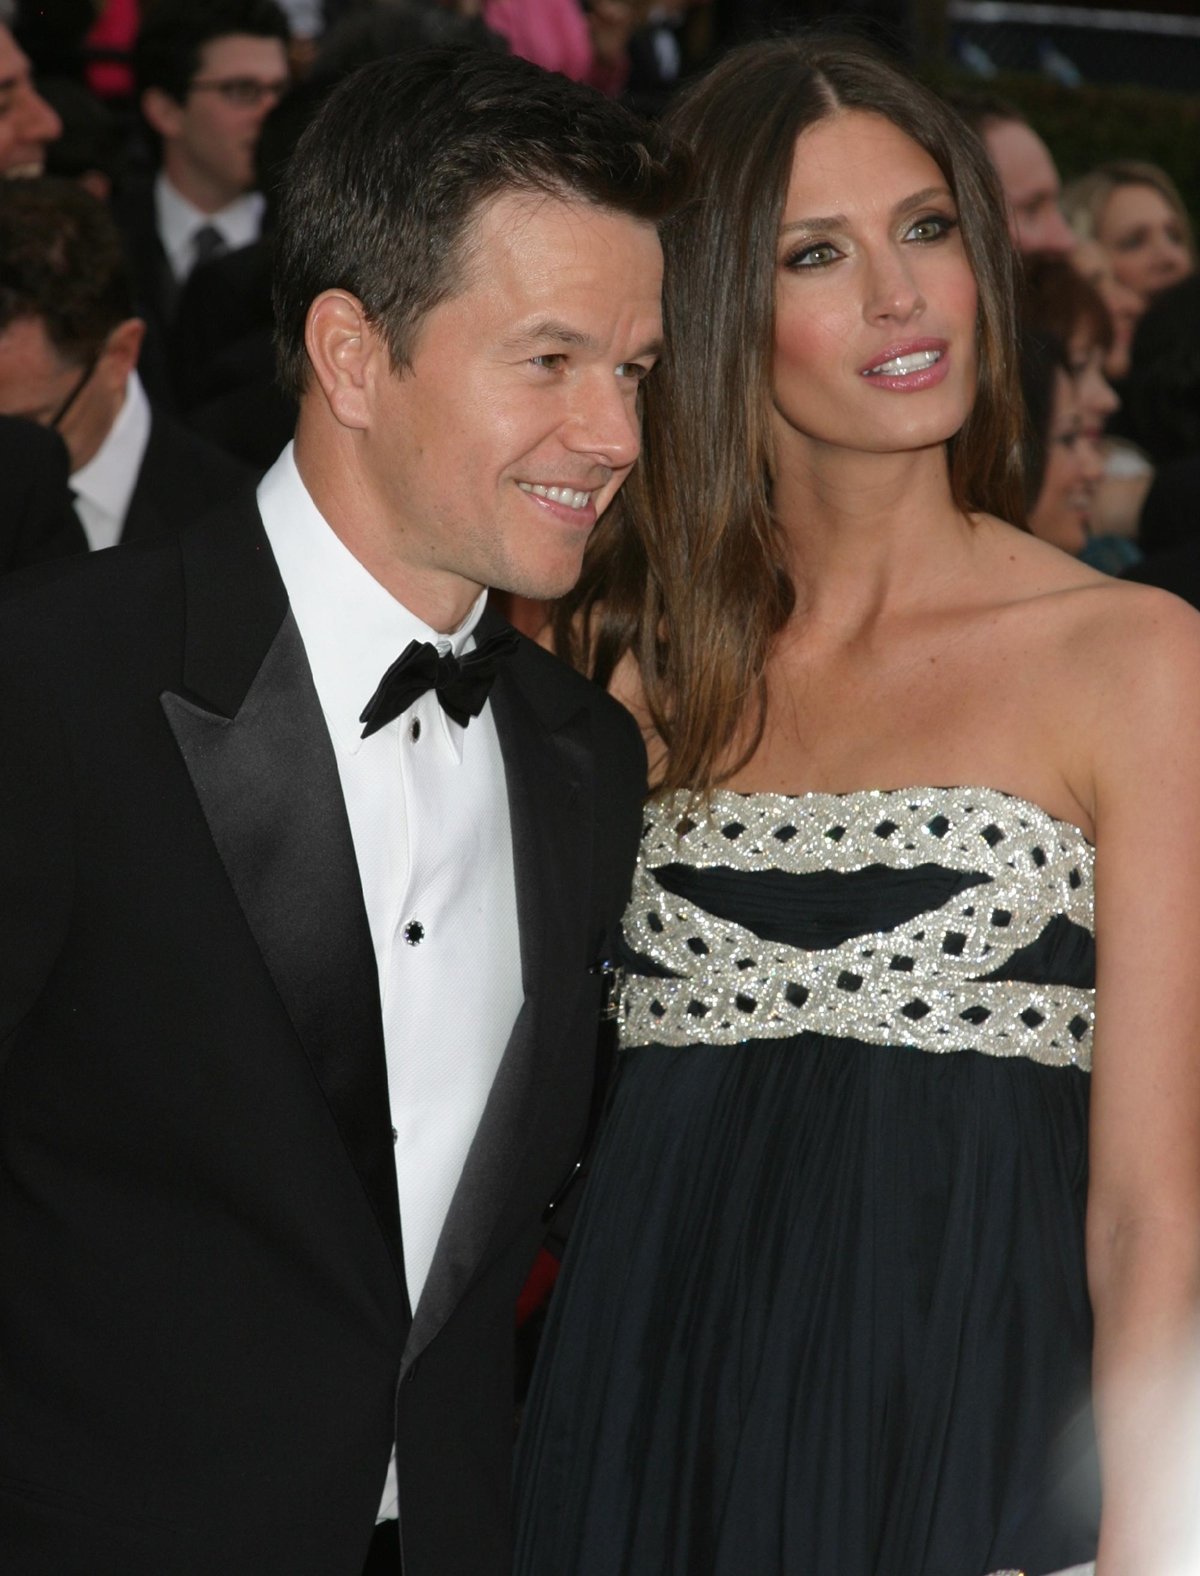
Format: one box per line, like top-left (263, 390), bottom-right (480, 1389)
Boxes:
top-left (554, 34), bottom-right (1027, 796)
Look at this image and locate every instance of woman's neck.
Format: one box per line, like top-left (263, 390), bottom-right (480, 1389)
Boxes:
top-left (772, 440), bottom-right (975, 626)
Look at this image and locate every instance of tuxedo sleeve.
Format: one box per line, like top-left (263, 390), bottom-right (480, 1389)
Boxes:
top-left (543, 686), bottom-right (647, 1251)
top-left (0, 620), bottom-right (74, 1064)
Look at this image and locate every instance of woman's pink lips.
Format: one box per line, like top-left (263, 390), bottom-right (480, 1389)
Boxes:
top-left (859, 339), bottom-right (950, 391)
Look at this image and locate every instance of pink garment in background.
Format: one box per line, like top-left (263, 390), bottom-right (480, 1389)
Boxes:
top-left (84, 0), bottom-right (139, 99)
top-left (483, 0), bottom-right (628, 96)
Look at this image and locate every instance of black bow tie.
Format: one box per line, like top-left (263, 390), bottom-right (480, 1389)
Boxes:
top-left (359, 628), bottom-right (519, 738)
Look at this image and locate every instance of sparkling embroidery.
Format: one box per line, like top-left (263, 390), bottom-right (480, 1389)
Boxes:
top-left (620, 787), bottom-right (1094, 1070)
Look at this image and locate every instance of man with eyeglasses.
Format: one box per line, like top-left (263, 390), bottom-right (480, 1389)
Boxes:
top-left (0, 178), bottom-right (252, 553)
top-left (113, 0), bottom-right (290, 401)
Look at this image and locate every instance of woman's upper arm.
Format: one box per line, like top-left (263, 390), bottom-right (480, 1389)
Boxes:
top-left (1089, 589), bottom-right (1200, 1231)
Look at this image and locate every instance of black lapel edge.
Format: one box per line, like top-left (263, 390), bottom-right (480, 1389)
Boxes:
top-left (401, 660), bottom-right (593, 1369)
top-left (162, 604), bottom-right (407, 1297)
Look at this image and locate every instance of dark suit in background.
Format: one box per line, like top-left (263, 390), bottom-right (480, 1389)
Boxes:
top-left (109, 177), bottom-right (179, 408)
top-left (0, 416), bottom-right (87, 572)
top-left (122, 407), bottom-right (257, 540)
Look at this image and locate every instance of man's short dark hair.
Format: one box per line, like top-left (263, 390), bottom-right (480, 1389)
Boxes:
top-left (0, 178), bottom-right (133, 363)
top-left (134, 0), bottom-right (291, 103)
top-left (272, 48), bottom-right (686, 400)
top-left (943, 89), bottom-right (1026, 137)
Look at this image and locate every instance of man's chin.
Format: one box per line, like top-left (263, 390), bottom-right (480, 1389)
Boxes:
top-left (3, 161), bottom-right (44, 179)
top-left (496, 548), bottom-right (592, 606)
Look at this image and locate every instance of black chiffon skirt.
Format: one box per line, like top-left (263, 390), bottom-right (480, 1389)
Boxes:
top-left (514, 862), bottom-right (1100, 1576)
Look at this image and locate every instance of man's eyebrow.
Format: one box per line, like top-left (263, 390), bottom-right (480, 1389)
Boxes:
top-left (504, 320), bottom-right (664, 359)
top-left (779, 186), bottom-right (955, 237)
top-left (505, 320), bottom-right (597, 351)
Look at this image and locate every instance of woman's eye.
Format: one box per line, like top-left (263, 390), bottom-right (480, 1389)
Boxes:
top-left (785, 241), bottom-right (840, 269)
top-left (907, 214), bottom-right (957, 243)
top-left (616, 362), bottom-right (651, 382)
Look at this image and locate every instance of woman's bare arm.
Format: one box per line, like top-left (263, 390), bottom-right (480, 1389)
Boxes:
top-left (1086, 587), bottom-right (1200, 1576)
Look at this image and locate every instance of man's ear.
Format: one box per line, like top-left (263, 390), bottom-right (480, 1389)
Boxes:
top-left (304, 289), bottom-right (386, 431)
top-left (102, 318), bottom-right (145, 386)
top-left (140, 87), bottom-right (185, 142)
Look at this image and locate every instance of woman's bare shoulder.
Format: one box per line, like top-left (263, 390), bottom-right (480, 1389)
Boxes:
top-left (973, 516), bottom-right (1200, 656)
top-left (972, 513), bottom-right (1116, 597)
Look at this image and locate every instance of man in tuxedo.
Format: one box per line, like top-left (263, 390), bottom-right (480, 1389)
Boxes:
top-left (0, 177), bottom-right (253, 546)
top-left (0, 46), bottom-right (678, 1576)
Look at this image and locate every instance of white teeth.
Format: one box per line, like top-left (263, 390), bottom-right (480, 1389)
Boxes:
top-left (864, 349), bottom-right (942, 377)
top-left (518, 482), bottom-right (591, 510)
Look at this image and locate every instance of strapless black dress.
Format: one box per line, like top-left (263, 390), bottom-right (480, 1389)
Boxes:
top-left (514, 787), bottom-right (1100, 1576)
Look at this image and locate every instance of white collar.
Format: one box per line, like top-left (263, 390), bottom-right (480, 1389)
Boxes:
top-left (257, 444), bottom-right (488, 762)
top-left (154, 171), bottom-right (265, 280)
top-left (69, 370), bottom-right (152, 529)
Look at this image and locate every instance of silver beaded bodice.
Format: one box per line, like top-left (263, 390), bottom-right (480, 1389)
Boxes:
top-left (619, 786), bottom-right (1095, 1070)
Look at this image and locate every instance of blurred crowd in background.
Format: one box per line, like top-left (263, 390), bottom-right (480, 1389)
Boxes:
top-left (0, 0), bottom-right (1198, 605)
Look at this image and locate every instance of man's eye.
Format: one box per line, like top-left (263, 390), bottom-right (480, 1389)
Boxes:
top-left (530, 354), bottom-right (567, 370)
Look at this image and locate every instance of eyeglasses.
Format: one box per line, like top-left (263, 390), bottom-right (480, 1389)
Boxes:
top-left (189, 76), bottom-right (288, 109)
top-left (48, 350), bottom-right (100, 431)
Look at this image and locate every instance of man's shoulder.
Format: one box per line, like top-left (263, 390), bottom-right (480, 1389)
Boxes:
top-left (505, 629), bottom-right (646, 787)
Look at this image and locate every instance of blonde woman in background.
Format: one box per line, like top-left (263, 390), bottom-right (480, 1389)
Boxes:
top-left (1064, 160), bottom-right (1195, 314)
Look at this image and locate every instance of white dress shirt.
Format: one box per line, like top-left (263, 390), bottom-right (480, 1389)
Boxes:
top-left (258, 446), bottom-right (523, 1523)
top-left (155, 172), bottom-right (265, 284)
top-left (70, 371), bottom-right (152, 551)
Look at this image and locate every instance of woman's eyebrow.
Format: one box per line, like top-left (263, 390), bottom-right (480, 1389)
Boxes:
top-left (779, 186), bottom-right (954, 238)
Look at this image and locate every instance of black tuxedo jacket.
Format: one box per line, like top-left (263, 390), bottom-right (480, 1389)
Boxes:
top-left (0, 496), bottom-right (646, 1576)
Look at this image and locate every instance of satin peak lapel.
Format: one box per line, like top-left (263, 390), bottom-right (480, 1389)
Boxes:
top-left (162, 606), bottom-right (405, 1292)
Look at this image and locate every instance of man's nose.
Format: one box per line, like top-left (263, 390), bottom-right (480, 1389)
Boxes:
top-left (566, 375), bottom-right (642, 470)
top-left (21, 83), bottom-right (62, 148)
top-left (1042, 206), bottom-right (1075, 256)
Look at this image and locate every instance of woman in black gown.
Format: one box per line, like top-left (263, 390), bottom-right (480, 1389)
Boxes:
top-left (514, 37), bottom-right (1200, 1576)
